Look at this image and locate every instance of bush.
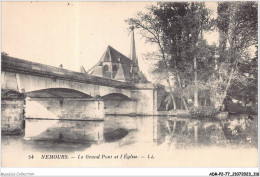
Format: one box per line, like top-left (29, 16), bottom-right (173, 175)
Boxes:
top-left (189, 106), bottom-right (218, 119)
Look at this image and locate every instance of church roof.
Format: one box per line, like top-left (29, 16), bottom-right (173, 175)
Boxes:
top-left (87, 45), bottom-right (132, 73)
top-left (102, 45), bottom-right (132, 64)
top-left (85, 28), bottom-right (148, 83)
top-left (86, 44), bottom-right (148, 83)
top-left (114, 63), bottom-right (131, 81)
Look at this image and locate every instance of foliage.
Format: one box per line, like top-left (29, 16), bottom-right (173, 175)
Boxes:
top-left (210, 1), bottom-right (258, 110)
top-left (126, 2), bottom-right (257, 112)
top-left (153, 2), bottom-right (213, 108)
top-left (189, 106), bottom-right (218, 119)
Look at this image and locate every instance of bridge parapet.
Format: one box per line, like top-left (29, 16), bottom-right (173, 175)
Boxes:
top-left (1, 55), bottom-right (135, 89)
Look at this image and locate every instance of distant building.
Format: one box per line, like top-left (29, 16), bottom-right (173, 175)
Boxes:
top-left (87, 27), bottom-right (148, 83)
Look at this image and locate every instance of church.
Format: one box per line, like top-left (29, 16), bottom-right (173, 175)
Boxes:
top-left (86, 27), bottom-right (147, 83)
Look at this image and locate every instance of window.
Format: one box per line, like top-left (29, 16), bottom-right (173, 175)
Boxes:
top-left (103, 64), bottom-right (110, 78)
top-left (112, 65), bottom-right (117, 72)
top-left (103, 65), bottom-right (109, 72)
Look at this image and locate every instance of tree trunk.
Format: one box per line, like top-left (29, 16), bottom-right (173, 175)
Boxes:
top-left (167, 78), bottom-right (177, 110)
top-left (204, 98), bottom-right (207, 106)
top-left (176, 74), bottom-right (188, 110)
top-left (218, 59), bottom-right (238, 111)
top-left (194, 55), bottom-right (199, 107)
top-left (157, 39), bottom-right (177, 110)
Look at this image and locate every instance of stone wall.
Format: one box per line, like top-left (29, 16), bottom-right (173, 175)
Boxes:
top-left (131, 89), bottom-right (155, 115)
top-left (103, 100), bottom-right (136, 115)
top-left (104, 84), bottom-right (164, 115)
top-left (1, 99), bottom-right (24, 134)
top-left (25, 98), bottom-right (104, 120)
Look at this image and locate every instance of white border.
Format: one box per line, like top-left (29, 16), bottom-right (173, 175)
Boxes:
top-left (0, 0), bottom-right (259, 176)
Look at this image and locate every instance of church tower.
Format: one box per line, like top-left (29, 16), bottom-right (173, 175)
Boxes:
top-left (129, 26), bottom-right (139, 75)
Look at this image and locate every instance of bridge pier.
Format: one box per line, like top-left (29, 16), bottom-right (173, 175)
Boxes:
top-left (1, 90), bottom-right (25, 135)
top-left (130, 83), bottom-right (158, 115)
top-left (24, 97), bottom-right (104, 120)
top-left (103, 100), bottom-right (137, 115)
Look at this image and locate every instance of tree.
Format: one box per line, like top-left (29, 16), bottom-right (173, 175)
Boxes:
top-left (126, 2), bottom-right (257, 112)
top-left (135, 2), bottom-right (212, 109)
top-left (183, 2), bottom-right (212, 107)
top-left (212, 1), bottom-right (258, 110)
top-left (126, 6), bottom-right (178, 109)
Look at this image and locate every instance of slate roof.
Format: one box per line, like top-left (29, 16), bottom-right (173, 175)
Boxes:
top-left (114, 63), bottom-right (131, 81)
top-left (105, 45), bottom-right (132, 65)
top-left (87, 45), bottom-right (132, 73)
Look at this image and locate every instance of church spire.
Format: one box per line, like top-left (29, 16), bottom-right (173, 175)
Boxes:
top-left (130, 26), bottom-right (138, 67)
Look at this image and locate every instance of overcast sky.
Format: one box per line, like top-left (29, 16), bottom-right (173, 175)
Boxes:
top-left (2, 2), bottom-right (217, 80)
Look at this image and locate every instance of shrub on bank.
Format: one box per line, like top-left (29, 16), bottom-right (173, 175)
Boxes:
top-left (189, 106), bottom-right (218, 119)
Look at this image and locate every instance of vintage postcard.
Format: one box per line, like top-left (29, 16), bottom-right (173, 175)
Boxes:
top-left (1, 0), bottom-right (258, 173)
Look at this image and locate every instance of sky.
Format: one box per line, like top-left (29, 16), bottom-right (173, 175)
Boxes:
top-left (2, 1), bottom-right (217, 81)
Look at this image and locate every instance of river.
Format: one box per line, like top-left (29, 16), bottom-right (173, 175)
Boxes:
top-left (1, 114), bottom-right (258, 167)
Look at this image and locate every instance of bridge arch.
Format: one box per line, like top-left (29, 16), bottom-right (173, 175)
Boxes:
top-left (2, 71), bottom-right (132, 99)
top-left (101, 93), bottom-right (130, 100)
top-left (25, 88), bottom-right (93, 98)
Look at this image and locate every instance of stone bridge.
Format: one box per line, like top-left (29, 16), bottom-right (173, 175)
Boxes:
top-left (1, 55), bottom-right (160, 133)
top-left (2, 55), bottom-right (141, 98)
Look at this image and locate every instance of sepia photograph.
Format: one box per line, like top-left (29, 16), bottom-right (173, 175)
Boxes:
top-left (1, 0), bottom-right (258, 174)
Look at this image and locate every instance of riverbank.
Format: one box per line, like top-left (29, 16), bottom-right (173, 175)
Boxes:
top-left (157, 109), bottom-right (256, 120)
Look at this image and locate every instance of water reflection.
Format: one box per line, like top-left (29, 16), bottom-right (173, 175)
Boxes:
top-left (162, 118), bottom-right (227, 150)
top-left (160, 115), bottom-right (257, 150)
top-left (2, 114), bottom-right (257, 153)
top-left (221, 114), bottom-right (258, 147)
top-left (24, 119), bottom-right (104, 143)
